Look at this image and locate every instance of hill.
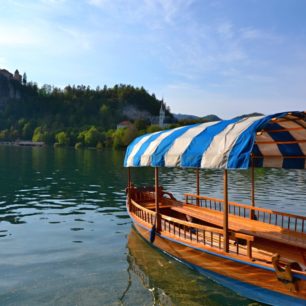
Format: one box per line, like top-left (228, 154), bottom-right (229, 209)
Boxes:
top-left (233, 112), bottom-right (264, 119)
top-left (173, 113), bottom-right (200, 121)
top-left (202, 114), bottom-right (221, 122)
top-left (174, 113), bottom-right (222, 122)
top-left (0, 70), bottom-right (174, 147)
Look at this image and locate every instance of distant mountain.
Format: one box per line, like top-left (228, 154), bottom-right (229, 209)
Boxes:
top-left (233, 112), bottom-right (264, 119)
top-left (173, 113), bottom-right (222, 122)
top-left (201, 114), bottom-right (221, 122)
top-left (173, 113), bottom-right (200, 121)
top-left (172, 112), bottom-right (264, 123)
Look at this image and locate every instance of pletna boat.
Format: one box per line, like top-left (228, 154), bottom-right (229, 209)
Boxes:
top-left (124, 111), bottom-right (306, 306)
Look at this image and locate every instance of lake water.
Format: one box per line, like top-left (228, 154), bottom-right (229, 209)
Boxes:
top-left (0, 146), bottom-right (305, 306)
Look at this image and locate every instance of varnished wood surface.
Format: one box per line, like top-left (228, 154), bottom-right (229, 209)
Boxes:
top-left (131, 209), bottom-right (272, 265)
top-left (184, 193), bottom-right (306, 222)
top-left (132, 197), bottom-right (306, 268)
top-left (133, 221), bottom-right (306, 301)
top-left (171, 204), bottom-right (306, 248)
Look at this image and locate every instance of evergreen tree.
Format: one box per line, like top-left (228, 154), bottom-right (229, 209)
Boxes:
top-left (22, 73), bottom-right (27, 85)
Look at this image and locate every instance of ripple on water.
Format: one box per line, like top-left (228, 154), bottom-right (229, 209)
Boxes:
top-left (70, 228), bottom-right (84, 231)
top-left (0, 147), bottom-right (304, 306)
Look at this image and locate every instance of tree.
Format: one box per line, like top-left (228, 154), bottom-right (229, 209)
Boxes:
top-left (55, 131), bottom-right (70, 146)
top-left (22, 73), bottom-right (27, 85)
top-left (32, 127), bottom-right (45, 142)
top-left (22, 122), bottom-right (34, 139)
top-left (134, 119), bottom-right (149, 131)
top-left (32, 126), bottom-right (52, 143)
top-left (113, 126), bottom-right (138, 149)
top-left (84, 126), bottom-right (103, 147)
top-left (77, 126), bottom-right (105, 147)
top-left (0, 79), bottom-right (172, 147)
top-left (0, 129), bottom-right (10, 141)
top-left (146, 125), bottom-right (162, 133)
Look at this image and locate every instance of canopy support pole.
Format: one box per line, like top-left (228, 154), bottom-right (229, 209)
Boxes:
top-left (155, 167), bottom-right (161, 231)
top-left (223, 169), bottom-right (229, 253)
top-left (250, 157), bottom-right (255, 220)
top-left (196, 169), bottom-right (200, 206)
top-left (127, 167), bottom-right (131, 210)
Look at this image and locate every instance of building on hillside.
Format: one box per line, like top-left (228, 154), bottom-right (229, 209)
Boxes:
top-left (149, 101), bottom-right (171, 127)
top-left (0, 69), bottom-right (13, 79)
top-left (0, 68), bottom-right (22, 83)
top-left (159, 102), bottom-right (166, 128)
top-left (117, 121), bottom-right (133, 130)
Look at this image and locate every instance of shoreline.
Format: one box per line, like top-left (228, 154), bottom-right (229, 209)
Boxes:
top-left (0, 141), bottom-right (44, 147)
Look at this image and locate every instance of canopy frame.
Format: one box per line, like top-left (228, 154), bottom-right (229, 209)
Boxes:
top-left (124, 111), bottom-right (306, 170)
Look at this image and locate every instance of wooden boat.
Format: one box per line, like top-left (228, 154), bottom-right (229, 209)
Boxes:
top-left (126, 227), bottom-right (253, 304)
top-left (124, 111), bottom-right (306, 306)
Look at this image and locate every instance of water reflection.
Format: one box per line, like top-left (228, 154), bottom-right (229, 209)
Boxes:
top-left (0, 147), bottom-right (128, 228)
top-left (0, 146), bottom-right (305, 305)
top-left (125, 227), bottom-right (260, 306)
top-left (153, 167), bottom-right (306, 215)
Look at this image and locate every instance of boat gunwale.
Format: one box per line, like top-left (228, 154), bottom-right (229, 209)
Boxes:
top-left (130, 224), bottom-right (306, 306)
top-left (129, 196), bottom-right (306, 278)
top-left (129, 210), bottom-right (306, 281)
top-left (184, 193), bottom-right (306, 221)
top-left (130, 198), bottom-right (224, 235)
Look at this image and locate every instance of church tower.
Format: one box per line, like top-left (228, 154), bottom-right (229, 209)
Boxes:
top-left (159, 101), bottom-right (165, 128)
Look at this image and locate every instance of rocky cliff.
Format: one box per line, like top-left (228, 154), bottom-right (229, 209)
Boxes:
top-left (0, 75), bottom-right (21, 107)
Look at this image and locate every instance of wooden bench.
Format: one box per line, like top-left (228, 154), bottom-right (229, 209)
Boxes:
top-left (142, 201), bottom-right (172, 210)
top-left (171, 204), bottom-right (306, 249)
top-left (231, 232), bottom-right (254, 258)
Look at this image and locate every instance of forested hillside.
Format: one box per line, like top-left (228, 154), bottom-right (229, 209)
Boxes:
top-left (0, 78), bottom-right (172, 148)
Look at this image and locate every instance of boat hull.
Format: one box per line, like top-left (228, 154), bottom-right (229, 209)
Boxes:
top-left (132, 219), bottom-right (306, 306)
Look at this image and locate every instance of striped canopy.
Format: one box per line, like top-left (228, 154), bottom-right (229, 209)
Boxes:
top-left (124, 111), bottom-right (306, 169)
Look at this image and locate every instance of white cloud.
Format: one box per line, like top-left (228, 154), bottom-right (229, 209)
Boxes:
top-left (87, 0), bottom-right (194, 27)
top-left (0, 25), bottom-right (41, 46)
top-left (144, 0), bottom-right (194, 24)
top-left (0, 57), bottom-right (7, 67)
top-left (2, 0), bottom-right (304, 117)
top-left (58, 26), bottom-right (94, 51)
top-left (240, 27), bottom-right (282, 43)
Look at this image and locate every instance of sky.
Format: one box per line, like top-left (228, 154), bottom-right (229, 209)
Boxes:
top-left (0, 0), bottom-right (306, 118)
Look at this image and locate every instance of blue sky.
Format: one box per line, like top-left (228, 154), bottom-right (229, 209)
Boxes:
top-left (0, 0), bottom-right (305, 118)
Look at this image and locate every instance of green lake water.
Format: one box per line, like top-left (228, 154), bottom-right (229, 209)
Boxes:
top-left (0, 146), bottom-right (305, 306)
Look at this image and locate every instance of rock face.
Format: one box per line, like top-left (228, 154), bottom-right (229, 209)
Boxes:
top-left (0, 74), bottom-right (21, 107)
top-left (122, 105), bottom-right (151, 120)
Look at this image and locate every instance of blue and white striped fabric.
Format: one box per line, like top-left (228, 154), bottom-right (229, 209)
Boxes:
top-left (124, 111), bottom-right (306, 169)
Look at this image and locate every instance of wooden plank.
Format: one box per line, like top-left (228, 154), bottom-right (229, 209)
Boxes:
top-left (131, 199), bottom-right (156, 215)
top-left (261, 127), bottom-right (305, 133)
top-left (256, 140), bottom-right (306, 145)
top-left (133, 223), bottom-right (306, 301)
top-left (184, 193), bottom-right (306, 221)
top-left (253, 155), bottom-right (306, 159)
top-left (159, 212), bottom-right (224, 234)
top-left (231, 232), bottom-right (254, 242)
top-left (143, 203), bottom-right (172, 209)
top-left (224, 169), bottom-right (229, 252)
top-left (251, 157), bottom-right (255, 220)
top-left (155, 167), bottom-right (161, 231)
top-left (171, 204), bottom-right (306, 248)
top-left (196, 169), bottom-right (200, 206)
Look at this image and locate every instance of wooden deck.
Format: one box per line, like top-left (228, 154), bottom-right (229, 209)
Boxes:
top-left (132, 201), bottom-right (273, 263)
top-left (170, 204), bottom-right (306, 249)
